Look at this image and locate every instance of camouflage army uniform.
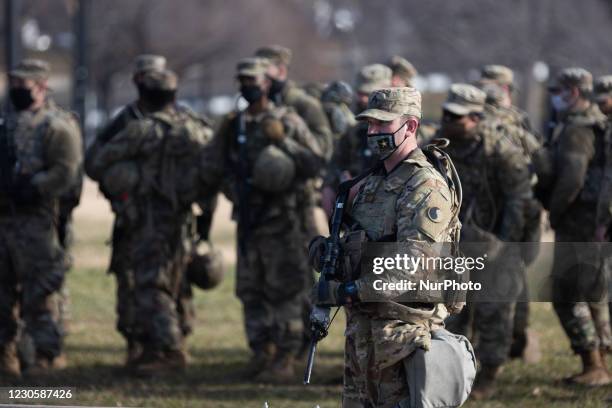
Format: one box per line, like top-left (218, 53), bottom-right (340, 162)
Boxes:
top-left (0, 60), bottom-right (82, 373)
top-left (481, 81), bottom-right (543, 358)
top-left (88, 71), bottom-right (213, 364)
top-left (200, 58), bottom-right (324, 371)
top-left (85, 56), bottom-right (202, 359)
top-left (441, 85), bottom-right (532, 373)
top-left (338, 88), bottom-right (463, 407)
top-left (546, 70), bottom-right (611, 355)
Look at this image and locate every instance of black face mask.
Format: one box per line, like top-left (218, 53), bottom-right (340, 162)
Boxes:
top-left (9, 87), bottom-right (35, 111)
top-left (138, 84), bottom-right (175, 111)
top-left (268, 78), bottom-right (285, 99)
top-left (240, 84), bottom-right (264, 104)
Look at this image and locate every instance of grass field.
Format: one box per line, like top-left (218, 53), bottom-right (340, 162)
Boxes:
top-left (0, 180), bottom-right (611, 407)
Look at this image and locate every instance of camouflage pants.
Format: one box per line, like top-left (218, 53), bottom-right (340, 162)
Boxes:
top-left (552, 231), bottom-right (611, 353)
top-left (128, 212), bottom-right (192, 352)
top-left (110, 218), bottom-right (194, 345)
top-left (0, 214), bottom-right (66, 360)
top-left (236, 224), bottom-right (310, 356)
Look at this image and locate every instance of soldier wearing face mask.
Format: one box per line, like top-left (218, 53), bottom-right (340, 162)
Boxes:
top-left (0, 59), bottom-right (82, 377)
top-left (542, 68), bottom-right (612, 386)
top-left (440, 84), bottom-right (532, 399)
top-left (199, 57), bottom-right (324, 383)
top-left (85, 55), bottom-right (210, 369)
top-left (321, 64), bottom-right (392, 217)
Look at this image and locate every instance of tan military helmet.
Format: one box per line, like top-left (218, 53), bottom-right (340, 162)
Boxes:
top-left (594, 75), bottom-right (612, 103)
top-left (480, 64), bottom-right (514, 87)
top-left (140, 69), bottom-right (178, 91)
top-left (443, 83), bottom-right (486, 115)
top-left (388, 55), bottom-right (418, 86)
top-left (9, 59), bottom-right (51, 80)
top-left (556, 67), bottom-right (593, 92)
top-left (236, 57), bottom-right (270, 78)
top-left (254, 45), bottom-right (292, 67)
top-left (252, 144), bottom-right (296, 193)
top-left (133, 54), bottom-right (166, 74)
top-left (356, 87), bottom-right (422, 120)
top-left (355, 64), bottom-right (392, 94)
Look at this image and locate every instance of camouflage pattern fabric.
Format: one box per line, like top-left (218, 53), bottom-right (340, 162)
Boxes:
top-left (201, 102), bottom-right (323, 358)
top-left (547, 102), bottom-right (611, 353)
top-left (341, 147), bottom-right (460, 407)
top-left (0, 100), bottom-right (82, 362)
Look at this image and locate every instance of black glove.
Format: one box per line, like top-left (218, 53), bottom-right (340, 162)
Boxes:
top-left (312, 280), bottom-right (359, 306)
top-left (13, 176), bottom-right (41, 206)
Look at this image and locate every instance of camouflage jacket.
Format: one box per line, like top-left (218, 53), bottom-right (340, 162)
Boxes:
top-left (342, 147), bottom-right (461, 405)
top-left (200, 103), bottom-right (324, 234)
top-left (88, 105), bottom-right (213, 222)
top-left (596, 116), bottom-right (612, 228)
top-left (274, 80), bottom-right (333, 162)
top-left (0, 98), bottom-right (83, 216)
top-left (548, 103), bottom-right (608, 227)
top-left (444, 120), bottom-right (532, 241)
top-left (485, 105), bottom-right (541, 161)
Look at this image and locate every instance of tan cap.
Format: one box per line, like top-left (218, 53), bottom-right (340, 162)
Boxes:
top-left (141, 69), bottom-right (178, 91)
top-left (134, 54), bottom-right (166, 74)
top-left (254, 45), bottom-right (292, 66)
top-left (557, 67), bottom-right (593, 92)
top-left (480, 64), bottom-right (514, 86)
top-left (236, 57), bottom-right (270, 78)
top-left (388, 55), bottom-right (418, 82)
top-left (9, 59), bottom-right (50, 80)
top-left (594, 75), bottom-right (612, 101)
top-left (355, 64), bottom-right (392, 94)
top-left (356, 87), bottom-right (422, 121)
top-left (443, 83), bottom-right (486, 115)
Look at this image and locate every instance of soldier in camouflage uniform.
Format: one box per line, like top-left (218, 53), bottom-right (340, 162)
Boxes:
top-left (310, 87), bottom-right (470, 407)
top-left (0, 60), bottom-right (82, 377)
top-left (440, 84), bottom-right (532, 399)
top-left (543, 68), bottom-right (611, 386)
top-left (321, 80), bottom-right (356, 142)
top-left (199, 58), bottom-right (324, 382)
top-left (88, 69), bottom-right (213, 374)
top-left (480, 81), bottom-right (543, 362)
top-left (321, 64), bottom-right (392, 217)
top-left (387, 55), bottom-right (418, 87)
top-left (479, 64), bottom-right (537, 138)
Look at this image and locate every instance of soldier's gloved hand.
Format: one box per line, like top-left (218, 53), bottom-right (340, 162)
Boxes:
top-left (312, 280), bottom-right (359, 306)
top-left (308, 235), bottom-right (328, 272)
top-left (262, 117), bottom-right (285, 142)
top-left (13, 176), bottom-right (42, 206)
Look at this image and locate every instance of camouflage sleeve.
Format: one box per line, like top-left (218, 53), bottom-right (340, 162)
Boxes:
top-left (293, 94), bottom-right (333, 163)
top-left (84, 110), bottom-right (131, 181)
top-left (199, 115), bottom-right (232, 196)
top-left (32, 117), bottom-right (83, 197)
top-left (548, 125), bottom-right (595, 226)
top-left (395, 168), bottom-right (455, 243)
top-left (323, 125), bottom-right (357, 188)
top-left (596, 172), bottom-right (612, 228)
top-left (491, 137), bottom-right (532, 241)
top-left (279, 112), bottom-right (325, 179)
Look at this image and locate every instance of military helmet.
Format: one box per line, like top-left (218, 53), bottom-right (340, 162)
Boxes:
top-left (9, 59), bottom-right (51, 81)
top-left (101, 161), bottom-right (140, 197)
top-left (186, 242), bottom-right (225, 290)
top-left (252, 144), bottom-right (296, 193)
top-left (322, 80), bottom-right (354, 105)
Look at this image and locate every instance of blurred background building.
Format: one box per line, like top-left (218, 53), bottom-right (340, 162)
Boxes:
top-left (2, 0), bottom-right (612, 142)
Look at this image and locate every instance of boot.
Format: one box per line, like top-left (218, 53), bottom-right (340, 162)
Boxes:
top-left (242, 342), bottom-right (276, 377)
top-left (255, 353), bottom-right (296, 384)
top-left (565, 350), bottom-right (611, 386)
top-left (470, 364), bottom-right (501, 400)
top-left (131, 349), bottom-right (188, 376)
top-left (600, 349), bottom-right (610, 376)
top-left (0, 343), bottom-right (21, 379)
